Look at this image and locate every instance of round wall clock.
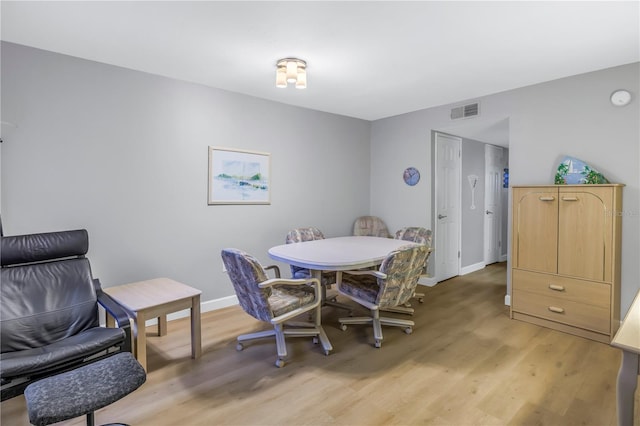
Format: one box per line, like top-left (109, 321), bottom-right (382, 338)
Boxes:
top-left (403, 167), bottom-right (420, 186)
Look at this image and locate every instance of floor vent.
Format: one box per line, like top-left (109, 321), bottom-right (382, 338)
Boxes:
top-left (451, 102), bottom-right (480, 120)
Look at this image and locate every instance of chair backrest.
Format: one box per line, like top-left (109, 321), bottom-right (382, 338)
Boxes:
top-left (285, 227), bottom-right (325, 278)
top-left (376, 245), bottom-right (429, 308)
top-left (221, 248), bottom-right (273, 322)
top-left (353, 216), bottom-right (391, 238)
top-left (395, 227), bottom-right (433, 274)
top-left (394, 227), bottom-right (432, 246)
top-left (1, 230), bottom-right (98, 353)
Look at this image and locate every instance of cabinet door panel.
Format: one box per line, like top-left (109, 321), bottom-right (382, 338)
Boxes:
top-left (558, 188), bottom-right (613, 282)
top-left (513, 188), bottom-right (558, 273)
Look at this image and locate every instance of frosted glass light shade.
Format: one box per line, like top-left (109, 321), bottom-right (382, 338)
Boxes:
top-left (286, 61), bottom-right (297, 83)
top-left (276, 66), bottom-right (287, 88)
top-left (295, 67), bottom-right (307, 89)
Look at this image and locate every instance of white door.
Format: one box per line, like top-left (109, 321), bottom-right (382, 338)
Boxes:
top-left (484, 144), bottom-right (503, 265)
top-left (435, 133), bottom-right (461, 282)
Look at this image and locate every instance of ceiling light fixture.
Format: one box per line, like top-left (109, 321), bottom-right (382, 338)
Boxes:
top-left (276, 58), bottom-right (306, 89)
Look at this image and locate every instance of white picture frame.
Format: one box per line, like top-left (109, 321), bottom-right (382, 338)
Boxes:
top-left (208, 146), bottom-right (271, 205)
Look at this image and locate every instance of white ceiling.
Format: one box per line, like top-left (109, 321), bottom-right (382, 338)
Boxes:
top-left (2, 1), bottom-right (639, 146)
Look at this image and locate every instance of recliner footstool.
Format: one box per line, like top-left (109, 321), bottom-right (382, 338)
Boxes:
top-left (24, 352), bottom-right (146, 426)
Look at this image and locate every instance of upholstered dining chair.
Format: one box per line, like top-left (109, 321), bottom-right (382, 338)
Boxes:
top-left (285, 227), bottom-right (353, 316)
top-left (394, 226), bottom-right (434, 306)
top-left (336, 244), bottom-right (429, 348)
top-left (221, 248), bottom-right (332, 367)
top-left (352, 216), bottom-right (392, 238)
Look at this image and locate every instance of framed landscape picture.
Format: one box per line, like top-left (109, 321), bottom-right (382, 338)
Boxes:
top-left (208, 147), bottom-right (271, 205)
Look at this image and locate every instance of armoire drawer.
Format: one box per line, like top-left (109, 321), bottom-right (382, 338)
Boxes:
top-left (512, 269), bottom-right (610, 308)
top-left (512, 289), bottom-right (610, 334)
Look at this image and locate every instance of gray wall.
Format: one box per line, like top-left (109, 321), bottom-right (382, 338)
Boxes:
top-left (0, 42), bottom-right (371, 303)
top-left (371, 62), bottom-right (640, 315)
top-left (460, 138), bottom-right (485, 267)
top-left (2, 41), bottom-right (639, 317)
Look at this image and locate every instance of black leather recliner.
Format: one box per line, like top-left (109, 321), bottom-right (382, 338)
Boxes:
top-left (0, 229), bottom-right (132, 401)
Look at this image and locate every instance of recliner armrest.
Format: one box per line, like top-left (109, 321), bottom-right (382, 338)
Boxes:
top-left (94, 279), bottom-right (132, 353)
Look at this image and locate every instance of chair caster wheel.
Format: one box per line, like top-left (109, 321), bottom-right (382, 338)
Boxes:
top-left (236, 343), bottom-right (244, 351)
top-left (418, 298), bottom-right (424, 303)
top-left (404, 327), bottom-right (413, 335)
top-left (374, 340), bottom-right (382, 348)
top-left (340, 324), bottom-right (347, 331)
top-left (313, 337), bottom-right (319, 344)
top-left (275, 359), bottom-right (286, 368)
top-left (324, 350), bottom-right (330, 356)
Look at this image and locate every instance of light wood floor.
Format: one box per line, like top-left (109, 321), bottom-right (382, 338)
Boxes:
top-left (2, 263), bottom-right (638, 425)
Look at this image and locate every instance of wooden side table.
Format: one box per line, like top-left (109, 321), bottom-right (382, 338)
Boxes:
top-left (611, 289), bottom-right (640, 426)
top-left (104, 278), bottom-right (202, 371)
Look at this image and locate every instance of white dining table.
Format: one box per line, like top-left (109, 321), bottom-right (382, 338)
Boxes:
top-left (268, 236), bottom-right (423, 353)
top-left (268, 235), bottom-right (419, 273)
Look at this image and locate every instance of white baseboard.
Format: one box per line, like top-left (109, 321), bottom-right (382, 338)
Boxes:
top-left (500, 254), bottom-right (508, 262)
top-left (504, 294), bottom-right (511, 306)
top-left (460, 262), bottom-right (485, 276)
top-left (418, 276), bottom-right (438, 287)
top-left (143, 295), bottom-right (239, 326)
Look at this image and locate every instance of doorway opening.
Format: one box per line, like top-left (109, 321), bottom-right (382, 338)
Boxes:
top-left (431, 118), bottom-right (509, 299)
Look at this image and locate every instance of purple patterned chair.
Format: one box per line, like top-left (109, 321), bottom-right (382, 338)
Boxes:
top-left (221, 248), bottom-right (332, 367)
top-left (336, 244), bottom-right (429, 348)
top-left (352, 216), bottom-right (392, 238)
top-left (285, 227), bottom-right (353, 316)
top-left (394, 227), bottom-right (434, 307)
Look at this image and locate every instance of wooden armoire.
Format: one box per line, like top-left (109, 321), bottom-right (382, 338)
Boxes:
top-left (510, 184), bottom-right (623, 343)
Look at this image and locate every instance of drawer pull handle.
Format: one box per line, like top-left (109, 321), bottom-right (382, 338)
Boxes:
top-left (562, 197), bottom-right (578, 201)
top-left (548, 284), bottom-right (565, 292)
top-left (539, 196), bottom-right (555, 201)
top-left (548, 306), bottom-right (565, 314)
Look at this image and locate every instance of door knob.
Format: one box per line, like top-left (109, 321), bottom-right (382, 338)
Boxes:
top-left (438, 214), bottom-right (447, 219)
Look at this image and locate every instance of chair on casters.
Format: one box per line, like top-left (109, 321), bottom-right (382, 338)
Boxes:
top-left (336, 244), bottom-right (429, 348)
top-left (1, 228), bottom-right (146, 425)
top-left (392, 227), bottom-right (434, 312)
top-left (285, 227), bottom-right (353, 316)
top-left (352, 216), bottom-right (392, 238)
top-left (221, 248), bottom-right (332, 367)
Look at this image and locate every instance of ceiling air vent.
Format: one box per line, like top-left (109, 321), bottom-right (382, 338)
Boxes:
top-left (450, 102), bottom-right (480, 120)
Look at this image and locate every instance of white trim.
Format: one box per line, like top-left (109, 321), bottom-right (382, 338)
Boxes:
top-left (504, 294), bottom-right (511, 306)
top-left (460, 261), bottom-right (485, 275)
top-left (418, 276), bottom-right (438, 287)
top-left (142, 295), bottom-right (239, 326)
top-left (500, 254), bottom-right (508, 262)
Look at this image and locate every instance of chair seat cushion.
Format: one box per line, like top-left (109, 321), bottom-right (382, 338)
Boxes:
top-left (1, 327), bottom-right (125, 379)
top-left (268, 285), bottom-right (316, 317)
top-left (338, 274), bottom-right (379, 305)
top-left (292, 270), bottom-right (337, 285)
